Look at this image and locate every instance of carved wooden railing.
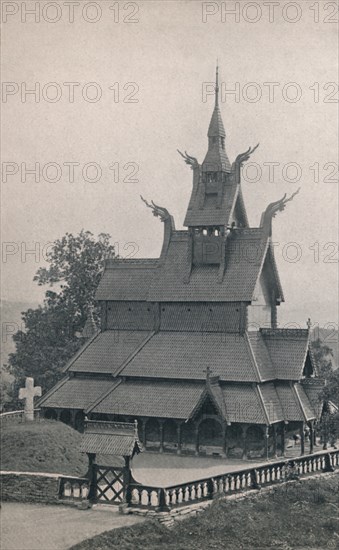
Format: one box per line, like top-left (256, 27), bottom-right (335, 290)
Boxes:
top-left (128, 449), bottom-right (339, 511)
top-left (58, 476), bottom-right (90, 501)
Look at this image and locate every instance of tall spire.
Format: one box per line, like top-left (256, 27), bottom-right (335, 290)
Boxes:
top-left (203, 65), bottom-right (231, 173)
top-left (215, 61), bottom-right (219, 107)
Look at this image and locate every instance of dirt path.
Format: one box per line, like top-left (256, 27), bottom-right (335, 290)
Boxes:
top-left (0, 502), bottom-right (145, 550)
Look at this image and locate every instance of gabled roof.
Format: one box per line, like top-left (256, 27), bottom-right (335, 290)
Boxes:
top-left (88, 379), bottom-right (205, 419)
top-left (301, 378), bottom-right (325, 420)
top-left (261, 329), bottom-right (310, 380)
top-left (275, 382), bottom-right (316, 422)
top-left (66, 330), bottom-right (153, 374)
top-left (80, 420), bottom-right (142, 457)
top-left (151, 229), bottom-right (274, 302)
top-left (38, 376), bottom-right (116, 410)
top-left (94, 225), bottom-right (283, 304)
top-left (184, 179), bottom-right (238, 227)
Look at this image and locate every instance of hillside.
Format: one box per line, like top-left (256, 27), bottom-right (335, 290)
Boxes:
top-left (0, 420), bottom-right (88, 476)
top-left (72, 474), bottom-right (339, 550)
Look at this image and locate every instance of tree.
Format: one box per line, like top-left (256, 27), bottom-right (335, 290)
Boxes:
top-left (5, 231), bottom-right (115, 404)
top-left (311, 338), bottom-right (339, 447)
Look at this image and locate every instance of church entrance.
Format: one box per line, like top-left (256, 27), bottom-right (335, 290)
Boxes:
top-left (198, 418), bottom-right (223, 455)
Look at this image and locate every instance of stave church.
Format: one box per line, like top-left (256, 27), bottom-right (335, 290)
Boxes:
top-left (39, 68), bottom-right (324, 460)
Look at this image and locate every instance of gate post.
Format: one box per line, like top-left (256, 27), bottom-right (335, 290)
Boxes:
top-left (323, 452), bottom-right (335, 472)
top-left (157, 488), bottom-right (170, 512)
top-left (124, 456), bottom-right (132, 506)
top-left (87, 453), bottom-right (97, 503)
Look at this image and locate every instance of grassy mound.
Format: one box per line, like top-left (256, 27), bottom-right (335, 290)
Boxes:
top-left (0, 419), bottom-right (88, 476)
top-left (71, 474), bottom-right (339, 550)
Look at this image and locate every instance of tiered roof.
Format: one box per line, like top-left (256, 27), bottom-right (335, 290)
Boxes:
top-left (38, 67), bottom-right (321, 429)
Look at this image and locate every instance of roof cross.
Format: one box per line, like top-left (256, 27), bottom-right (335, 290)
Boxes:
top-left (203, 366), bottom-right (212, 380)
top-left (19, 377), bottom-right (42, 421)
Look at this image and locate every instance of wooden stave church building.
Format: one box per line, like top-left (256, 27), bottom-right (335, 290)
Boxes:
top-left (39, 69), bottom-right (324, 460)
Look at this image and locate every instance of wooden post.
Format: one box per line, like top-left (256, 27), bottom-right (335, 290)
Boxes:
top-left (265, 426), bottom-right (269, 461)
top-left (87, 453), bottom-right (97, 503)
top-left (300, 423), bottom-right (305, 456)
top-left (157, 488), bottom-right (170, 512)
top-left (223, 425), bottom-right (227, 457)
top-left (195, 424), bottom-right (199, 456)
top-left (206, 478), bottom-right (214, 499)
top-left (124, 456), bottom-right (132, 506)
top-left (159, 420), bottom-right (164, 453)
top-left (281, 423), bottom-right (286, 457)
top-left (309, 422), bottom-right (314, 454)
top-left (141, 418), bottom-right (147, 448)
top-left (273, 425), bottom-right (277, 458)
top-left (323, 453), bottom-right (335, 472)
top-left (177, 422), bottom-right (182, 455)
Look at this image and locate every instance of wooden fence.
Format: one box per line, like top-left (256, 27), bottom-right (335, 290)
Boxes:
top-left (58, 449), bottom-right (338, 511)
top-left (0, 409), bottom-right (41, 424)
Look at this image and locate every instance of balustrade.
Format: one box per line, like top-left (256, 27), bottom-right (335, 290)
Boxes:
top-left (59, 477), bottom-right (89, 501)
top-left (123, 449), bottom-right (339, 512)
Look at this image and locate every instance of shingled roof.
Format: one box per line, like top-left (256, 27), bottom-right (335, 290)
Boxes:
top-left (95, 227), bottom-right (283, 304)
top-left (88, 379), bottom-right (205, 419)
top-left (95, 259), bottom-right (158, 302)
top-left (38, 376), bottom-right (116, 410)
top-left (65, 330), bottom-right (153, 374)
top-left (275, 382), bottom-right (316, 422)
top-left (119, 331), bottom-right (262, 382)
top-left (261, 329), bottom-right (310, 380)
top-left (54, 328), bottom-right (313, 384)
top-left (80, 420), bottom-right (142, 457)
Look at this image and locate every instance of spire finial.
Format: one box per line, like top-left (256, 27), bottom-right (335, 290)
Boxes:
top-left (215, 61), bottom-right (219, 107)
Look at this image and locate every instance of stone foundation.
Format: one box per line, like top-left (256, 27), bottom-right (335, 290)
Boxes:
top-left (1, 471), bottom-right (61, 504)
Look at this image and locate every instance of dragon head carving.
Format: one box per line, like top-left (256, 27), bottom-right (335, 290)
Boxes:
top-left (233, 143), bottom-right (260, 168)
top-left (140, 196), bottom-right (171, 223)
top-left (177, 150), bottom-right (199, 170)
top-left (260, 188), bottom-right (301, 236)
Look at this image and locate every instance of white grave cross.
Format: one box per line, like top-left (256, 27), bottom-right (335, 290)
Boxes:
top-left (19, 377), bottom-right (42, 421)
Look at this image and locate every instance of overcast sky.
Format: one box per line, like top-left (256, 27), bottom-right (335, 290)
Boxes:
top-left (2, 0), bottom-right (338, 331)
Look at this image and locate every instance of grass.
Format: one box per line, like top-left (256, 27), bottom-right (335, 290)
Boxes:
top-left (0, 419), bottom-right (88, 476)
top-left (71, 474), bottom-right (339, 550)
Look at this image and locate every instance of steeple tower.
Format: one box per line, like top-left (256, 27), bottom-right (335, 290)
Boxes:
top-left (202, 65), bottom-right (231, 176)
top-left (181, 65), bottom-right (250, 239)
